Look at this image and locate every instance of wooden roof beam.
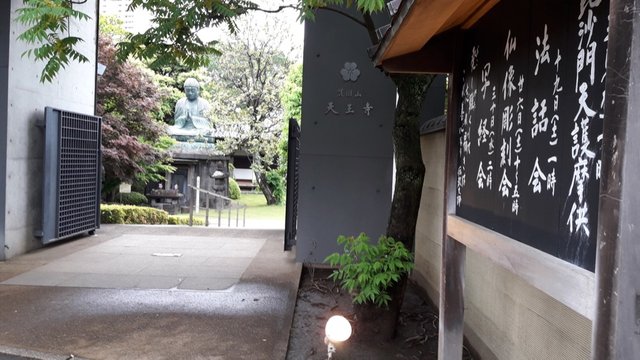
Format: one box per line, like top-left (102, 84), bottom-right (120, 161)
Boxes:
top-left (377, 0), bottom-right (466, 63)
top-left (380, 29), bottom-right (459, 74)
top-left (374, 0), bottom-right (501, 66)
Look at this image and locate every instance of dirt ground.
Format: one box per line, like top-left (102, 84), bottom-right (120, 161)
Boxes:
top-left (286, 267), bottom-right (475, 360)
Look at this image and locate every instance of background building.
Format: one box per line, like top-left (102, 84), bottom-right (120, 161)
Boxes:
top-left (100, 0), bottom-right (153, 34)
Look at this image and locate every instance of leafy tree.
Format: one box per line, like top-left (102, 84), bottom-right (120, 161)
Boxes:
top-left (278, 63), bottom-right (303, 178)
top-left (97, 35), bottom-right (175, 198)
top-left (207, 16), bottom-right (294, 205)
top-left (280, 63), bottom-right (303, 122)
top-left (150, 73), bottom-right (184, 126)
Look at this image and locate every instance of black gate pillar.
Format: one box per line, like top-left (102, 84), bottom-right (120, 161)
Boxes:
top-left (284, 118), bottom-right (301, 251)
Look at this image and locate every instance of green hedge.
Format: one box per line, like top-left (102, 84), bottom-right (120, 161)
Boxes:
top-left (101, 204), bottom-right (169, 224)
top-left (168, 215), bottom-right (204, 226)
top-left (101, 204), bottom-right (205, 226)
top-left (116, 192), bottom-right (148, 206)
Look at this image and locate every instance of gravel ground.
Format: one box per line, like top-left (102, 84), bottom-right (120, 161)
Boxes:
top-left (285, 267), bottom-right (476, 360)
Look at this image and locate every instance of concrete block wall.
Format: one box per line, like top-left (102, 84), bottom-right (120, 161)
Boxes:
top-left (1, 1), bottom-right (97, 259)
top-left (413, 131), bottom-right (592, 359)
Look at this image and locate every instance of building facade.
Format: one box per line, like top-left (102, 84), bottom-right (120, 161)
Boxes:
top-left (100, 0), bottom-right (153, 34)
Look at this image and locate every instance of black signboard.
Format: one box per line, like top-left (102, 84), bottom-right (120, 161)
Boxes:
top-left (455, 0), bottom-right (609, 271)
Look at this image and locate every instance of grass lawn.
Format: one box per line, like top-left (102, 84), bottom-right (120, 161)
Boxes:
top-left (174, 193), bottom-right (285, 222)
top-left (237, 193), bottom-right (285, 220)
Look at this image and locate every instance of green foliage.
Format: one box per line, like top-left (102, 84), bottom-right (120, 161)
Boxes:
top-left (116, 192), bottom-right (148, 206)
top-left (101, 204), bottom-right (169, 224)
top-left (280, 64), bottom-right (303, 122)
top-left (168, 215), bottom-right (204, 225)
top-left (355, 0), bottom-right (385, 13)
top-left (265, 170), bottom-right (285, 205)
top-left (301, 0), bottom-right (386, 20)
top-left (99, 15), bottom-right (129, 39)
top-left (151, 73), bottom-right (184, 125)
top-left (228, 178), bottom-right (242, 200)
top-left (101, 204), bottom-right (205, 225)
top-left (135, 136), bottom-right (177, 185)
top-left (116, 0), bottom-right (254, 71)
top-left (325, 233), bottom-right (414, 308)
top-left (16, 0), bottom-right (387, 81)
top-left (278, 64), bottom-right (303, 177)
top-left (16, 0), bottom-right (91, 83)
top-left (16, 0), bottom-right (252, 81)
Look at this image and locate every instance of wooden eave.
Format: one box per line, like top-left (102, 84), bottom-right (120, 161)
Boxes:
top-left (374, 0), bottom-right (500, 73)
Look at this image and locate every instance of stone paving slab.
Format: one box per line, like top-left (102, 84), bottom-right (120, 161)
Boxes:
top-left (1, 234), bottom-right (265, 290)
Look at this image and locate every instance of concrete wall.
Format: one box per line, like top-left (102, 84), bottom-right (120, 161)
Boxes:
top-left (296, 8), bottom-right (396, 263)
top-left (1, 1), bottom-right (97, 259)
top-left (413, 131), bottom-right (592, 359)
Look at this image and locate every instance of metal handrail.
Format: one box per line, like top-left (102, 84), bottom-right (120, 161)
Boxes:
top-left (187, 185), bottom-right (247, 227)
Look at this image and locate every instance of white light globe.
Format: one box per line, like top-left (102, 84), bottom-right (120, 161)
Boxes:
top-left (325, 315), bottom-right (352, 343)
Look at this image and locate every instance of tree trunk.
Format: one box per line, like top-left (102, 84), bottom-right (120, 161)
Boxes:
top-left (349, 74), bottom-right (435, 342)
top-left (256, 171), bottom-right (278, 205)
top-left (384, 73), bottom-right (435, 337)
top-left (387, 74), bottom-right (433, 248)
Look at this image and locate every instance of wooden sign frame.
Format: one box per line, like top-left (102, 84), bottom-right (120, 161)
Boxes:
top-left (437, 2), bottom-right (640, 359)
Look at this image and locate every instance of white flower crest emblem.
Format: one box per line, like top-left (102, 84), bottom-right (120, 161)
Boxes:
top-left (340, 62), bottom-right (360, 82)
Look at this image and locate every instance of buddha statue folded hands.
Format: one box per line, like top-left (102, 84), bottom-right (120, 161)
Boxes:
top-left (169, 78), bottom-right (213, 137)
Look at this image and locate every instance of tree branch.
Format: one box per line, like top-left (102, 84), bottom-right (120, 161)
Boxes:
top-left (243, 2), bottom-right (367, 29)
top-left (317, 6), bottom-right (368, 28)
top-left (361, 12), bottom-right (379, 45)
top-left (244, 4), bottom-right (301, 13)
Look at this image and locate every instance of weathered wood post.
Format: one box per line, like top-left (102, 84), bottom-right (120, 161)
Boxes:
top-left (188, 187), bottom-right (194, 227)
top-left (592, 1), bottom-right (640, 358)
top-left (438, 29), bottom-right (465, 360)
top-left (205, 192), bottom-right (210, 227)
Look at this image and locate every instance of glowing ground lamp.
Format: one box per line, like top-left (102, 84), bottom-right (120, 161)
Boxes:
top-left (324, 315), bottom-right (352, 359)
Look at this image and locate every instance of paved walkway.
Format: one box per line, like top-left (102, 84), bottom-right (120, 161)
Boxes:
top-left (0, 225), bottom-right (301, 360)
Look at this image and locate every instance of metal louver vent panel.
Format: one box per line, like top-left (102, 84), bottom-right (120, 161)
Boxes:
top-left (39, 107), bottom-right (101, 244)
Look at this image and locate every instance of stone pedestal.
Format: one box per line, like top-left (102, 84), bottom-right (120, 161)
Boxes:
top-left (162, 140), bottom-right (229, 210)
top-left (147, 190), bottom-right (182, 215)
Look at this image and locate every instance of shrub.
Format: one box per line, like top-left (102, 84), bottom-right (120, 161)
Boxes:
top-left (101, 204), bottom-right (169, 224)
top-left (324, 233), bottom-right (414, 307)
top-left (265, 170), bottom-right (285, 205)
top-left (228, 178), bottom-right (241, 200)
top-left (168, 215), bottom-right (204, 225)
top-left (101, 204), bottom-right (210, 226)
top-left (116, 191), bottom-right (148, 206)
